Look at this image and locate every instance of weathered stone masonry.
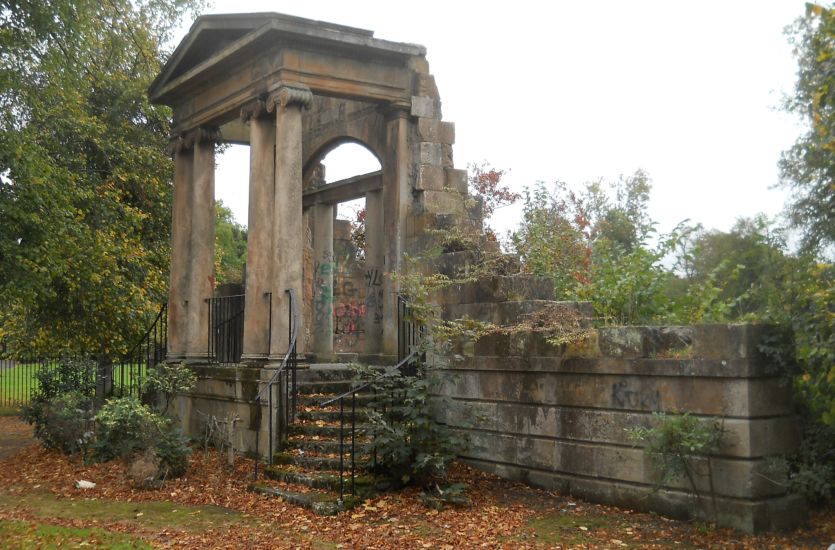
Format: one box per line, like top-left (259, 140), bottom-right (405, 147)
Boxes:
top-left (428, 270), bottom-right (803, 532)
top-left (151, 12), bottom-right (802, 532)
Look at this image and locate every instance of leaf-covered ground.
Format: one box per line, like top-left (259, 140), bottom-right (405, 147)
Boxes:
top-left (0, 417), bottom-right (832, 549)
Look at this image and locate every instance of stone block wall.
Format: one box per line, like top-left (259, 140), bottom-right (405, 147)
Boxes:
top-left (430, 288), bottom-right (803, 532)
top-left (171, 365), bottom-right (277, 459)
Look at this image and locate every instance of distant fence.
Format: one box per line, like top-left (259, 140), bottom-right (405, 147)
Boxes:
top-left (0, 356), bottom-right (160, 409)
top-left (0, 305), bottom-right (168, 409)
top-left (0, 357), bottom-right (90, 408)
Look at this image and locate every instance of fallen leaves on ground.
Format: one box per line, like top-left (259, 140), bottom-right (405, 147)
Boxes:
top-left (0, 417), bottom-right (832, 549)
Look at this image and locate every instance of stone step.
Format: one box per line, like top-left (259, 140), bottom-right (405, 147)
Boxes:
top-left (297, 409), bottom-right (364, 423)
top-left (290, 423), bottom-right (373, 438)
top-left (441, 299), bottom-right (593, 326)
top-left (297, 363), bottom-right (356, 382)
top-left (298, 393), bottom-right (377, 407)
top-left (249, 483), bottom-right (361, 515)
top-left (430, 275), bottom-right (555, 306)
top-left (289, 437), bottom-right (372, 455)
top-left (264, 466), bottom-right (377, 494)
top-left (297, 380), bottom-right (356, 395)
top-left (290, 453), bottom-right (373, 472)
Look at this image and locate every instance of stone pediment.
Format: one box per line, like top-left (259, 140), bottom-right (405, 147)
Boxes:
top-left (149, 12), bottom-right (426, 125)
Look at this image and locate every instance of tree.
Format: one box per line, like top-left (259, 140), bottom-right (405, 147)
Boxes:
top-left (0, 0), bottom-right (202, 358)
top-left (215, 200), bottom-right (247, 284)
top-left (511, 170), bottom-right (677, 324)
top-left (684, 216), bottom-right (792, 319)
top-left (780, 3), bottom-right (835, 256)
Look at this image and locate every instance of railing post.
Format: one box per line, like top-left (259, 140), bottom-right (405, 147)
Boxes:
top-left (351, 392), bottom-right (356, 495)
top-left (339, 397), bottom-right (345, 502)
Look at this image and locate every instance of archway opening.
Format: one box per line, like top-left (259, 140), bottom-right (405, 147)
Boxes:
top-left (311, 142), bottom-right (380, 354)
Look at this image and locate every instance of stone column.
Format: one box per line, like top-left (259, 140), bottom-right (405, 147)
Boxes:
top-left (312, 203), bottom-right (334, 359)
top-left (184, 127), bottom-right (218, 361)
top-left (166, 137), bottom-right (194, 360)
top-left (363, 189), bottom-right (384, 355)
top-left (241, 99), bottom-right (276, 362)
top-left (267, 84), bottom-right (312, 358)
top-left (381, 108), bottom-right (411, 356)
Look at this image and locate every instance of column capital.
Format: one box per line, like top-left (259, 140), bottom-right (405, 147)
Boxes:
top-left (267, 83), bottom-right (313, 112)
top-left (240, 98), bottom-right (268, 123)
top-left (168, 127), bottom-right (220, 154)
top-left (380, 101), bottom-right (411, 121)
top-left (184, 127), bottom-right (221, 147)
top-left (166, 135), bottom-right (191, 156)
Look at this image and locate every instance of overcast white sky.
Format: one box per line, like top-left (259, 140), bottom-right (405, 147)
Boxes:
top-left (200, 1), bottom-right (808, 238)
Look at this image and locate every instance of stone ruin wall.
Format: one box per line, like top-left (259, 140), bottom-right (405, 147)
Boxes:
top-left (155, 13), bottom-right (802, 532)
top-left (421, 257), bottom-right (803, 532)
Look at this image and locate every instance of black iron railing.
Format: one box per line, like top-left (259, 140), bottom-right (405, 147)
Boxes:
top-left (207, 294), bottom-right (245, 364)
top-left (318, 349), bottom-right (418, 502)
top-left (320, 294), bottom-right (424, 502)
top-left (111, 303), bottom-right (168, 397)
top-left (0, 356), bottom-right (95, 408)
top-left (0, 304), bottom-right (167, 406)
top-left (254, 288), bottom-right (300, 474)
top-left (397, 294), bottom-right (425, 376)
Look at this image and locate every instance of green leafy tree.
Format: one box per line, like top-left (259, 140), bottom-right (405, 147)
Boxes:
top-left (669, 216), bottom-right (793, 322)
top-left (781, 3), bottom-right (835, 255)
top-left (0, 0), bottom-right (202, 357)
top-left (511, 181), bottom-right (593, 296)
top-left (512, 170), bottom-right (677, 324)
top-left (214, 200), bottom-right (247, 284)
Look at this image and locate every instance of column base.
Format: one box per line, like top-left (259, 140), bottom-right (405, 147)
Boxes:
top-left (182, 353), bottom-right (211, 365)
top-left (240, 353), bottom-right (269, 367)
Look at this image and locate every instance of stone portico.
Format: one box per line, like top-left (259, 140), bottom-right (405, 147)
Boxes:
top-left (150, 13), bottom-right (803, 532)
top-left (151, 13), bottom-right (464, 364)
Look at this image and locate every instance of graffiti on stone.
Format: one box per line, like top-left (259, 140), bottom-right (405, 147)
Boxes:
top-left (611, 380), bottom-right (661, 411)
top-left (334, 300), bottom-right (366, 348)
top-left (364, 267), bottom-right (384, 324)
top-left (313, 252), bottom-right (335, 329)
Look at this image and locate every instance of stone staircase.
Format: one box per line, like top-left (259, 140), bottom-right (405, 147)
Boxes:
top-left (249, 363), bottom-right (379, 515)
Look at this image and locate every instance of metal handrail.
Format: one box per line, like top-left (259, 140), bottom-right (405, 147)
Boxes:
top-left (254, 288), bottom-right (299, 402)
top-left (318, 350), bottom-right (417, 408)
top-left (114, 303), bottom-right (168, 397)
top-left (254, 288), bottom-right (300, 475)
top-left (121, 303), bottom-right (167, 362)
top-left (317, 292), bottom-right (424, 501)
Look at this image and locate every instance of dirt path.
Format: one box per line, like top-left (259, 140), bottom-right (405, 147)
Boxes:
top-left (0, 416), bottom-right (35, 460)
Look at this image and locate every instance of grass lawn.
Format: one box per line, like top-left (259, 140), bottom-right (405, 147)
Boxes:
top-left (0, 363), bottom-right (42, 407)
top-left (0, 518), bottom-right (151, 549)
top-left (0, 362), bottom-right (147, 407)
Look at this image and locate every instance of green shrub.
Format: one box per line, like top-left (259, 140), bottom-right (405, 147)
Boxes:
top-left (93, 396), bottom-right (190, 479)
top-left (93, 396), bottom-right (165, 461)
top-left (141, 362), bottom-right (197, 414)
top-left (29, 358), bottom-right (96, 401)
top-left (21, 358), bottom-right (97, 454)
top-left (365, 366), bottom-right (465, 488)
top-left (628, 412), bottom-right (725, 524)
top-left (154, 424), bottom-right (191, 479)
top-left (24, 391), bottom-right (95, 455)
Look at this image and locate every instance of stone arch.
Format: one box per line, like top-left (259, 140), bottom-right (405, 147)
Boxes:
top-left (301, 96), bottom-right (386, 183)
top-left (303, 136), bottom-right (382, 185)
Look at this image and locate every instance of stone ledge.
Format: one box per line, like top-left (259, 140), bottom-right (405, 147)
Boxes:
top-left (435, 401), bottom-right (799, 458)
top-left (442, 300), bottom-right (592, 326)
top-left (441, 355), bottom-right (775, 379)
top-left (434, 371), bottom-right (793, 416)
top-left (431, 275), bottom-right (556, 306)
